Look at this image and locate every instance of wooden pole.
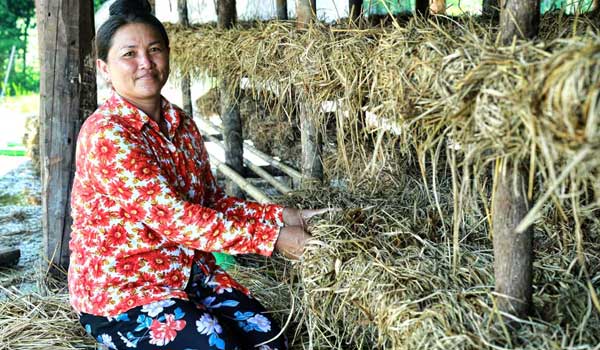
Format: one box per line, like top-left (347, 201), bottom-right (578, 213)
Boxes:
top-left (493, 0), bottom-right (538, 318)
top-left (37, 0), bottom-right (96, 275)
top-left (349, 0), bottom-right (363, 22)
top-left (216, 0), bottom-right (244, 197)
top-left (492, 162), bottom-right (533, 317)
top-left (296, 0), bottom-right (316, 27)
top-left (177, 0), bottom-right (193, 116)
top-left (415, 0), bottom-right (429, 16)
top-left (500, 0), bottom-right (540, 43)
top-left (295, 0), bottom-right (323, 184)
top-left (276, 0), bottom-right (288, 20)
top-left (482, 0), bottom-right (500, 19)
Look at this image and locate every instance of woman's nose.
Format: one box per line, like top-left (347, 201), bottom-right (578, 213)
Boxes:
top-left (138, 52), bottom-right (153, 68)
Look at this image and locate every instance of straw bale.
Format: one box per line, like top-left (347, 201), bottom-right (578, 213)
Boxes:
top-left (231, 183), bottom-right (600, 350)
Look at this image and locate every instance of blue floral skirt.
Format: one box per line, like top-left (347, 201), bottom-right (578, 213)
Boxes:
top-left (80, 258), bottom-right (287, 350)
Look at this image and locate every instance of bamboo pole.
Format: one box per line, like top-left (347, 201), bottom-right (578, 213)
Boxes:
top-left (208, 156), bottom-right (272, 204)
top-left (200, 131), bottom-right (293, 194)
top-left (201, 119), bottom-right (303, 181)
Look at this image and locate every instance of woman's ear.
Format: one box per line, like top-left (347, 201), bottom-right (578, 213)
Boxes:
top-left (97, 59), bottom-right (110, 83)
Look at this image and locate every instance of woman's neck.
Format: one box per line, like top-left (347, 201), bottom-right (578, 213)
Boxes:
top-left (121, 94), bottom-right (162, 123)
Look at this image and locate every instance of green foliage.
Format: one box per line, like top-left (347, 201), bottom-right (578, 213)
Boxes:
top-left (0, 0), bottom-right (36, 96)
top-left (94, 0), bottom-right (111, 11)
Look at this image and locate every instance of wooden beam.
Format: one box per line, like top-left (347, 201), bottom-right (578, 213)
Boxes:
top-left (37, 0), bottom-right (96, 275)
top-left (177, 0), bottom-right (193, 116)
top-left (0, 248), bottom-right (20, 267)
top-left (217, 0), bottom-right (237, 29)
top-left (200, 131), bottom-right (292, 194)
top-left (209, 156), bottom-right (272, 204)
top-left (199, 119), bottom-right (302, 180)
top-left (276, 0), bottom-right (288, 20)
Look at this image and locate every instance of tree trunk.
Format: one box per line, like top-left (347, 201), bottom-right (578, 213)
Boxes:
top-left (593, 0), bottom-right (599, 12)
top-left (177, 0), bottom-right (193, 116)
top-left (296, 0), bottom-right (316, 27)
top-left (493, 0), bottom-right (538, 318)
top-left (415, 0), bottom-right (429, 16)
top-left (430, 0), bottom-right (445, 14)
top-left (500, 0), bottom-right (540, 44)
top-left (482, 0), bottom-right (500, 19)
top-left (217, 0), bottom-right (243, 197)
top-left (492, 164), bottom-right (533, 318)
top-left (37, 0), bottom-right (96, 275)
top-left (276, 0), bottom-right (288, 20)
top-left (349, 0), bottom-right (363, 22)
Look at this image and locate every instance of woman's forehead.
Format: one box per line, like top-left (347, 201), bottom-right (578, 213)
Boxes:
top-left (111, 23), bottom-right (165, 49)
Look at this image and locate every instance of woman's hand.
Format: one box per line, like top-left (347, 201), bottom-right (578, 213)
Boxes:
top-left (274, 226), bottom-right (312, 260)
top-left (282, 207), bottom-right (335, 228)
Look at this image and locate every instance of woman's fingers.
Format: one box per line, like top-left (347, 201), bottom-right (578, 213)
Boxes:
top-left (301, 207), bottom-right (340, 219)
top-left (275, 226), bottom-right (312, 260)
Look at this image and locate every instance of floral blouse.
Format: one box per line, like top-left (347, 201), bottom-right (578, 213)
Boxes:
top-left (68, 92), bottom-right (284, 317)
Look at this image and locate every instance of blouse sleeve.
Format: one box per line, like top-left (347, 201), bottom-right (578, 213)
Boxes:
top-left (80, 120), bottom-right (280, 256)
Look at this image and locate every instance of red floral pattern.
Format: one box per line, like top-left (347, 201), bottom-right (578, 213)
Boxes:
top-left (68, 92), bottom-right (284, 317)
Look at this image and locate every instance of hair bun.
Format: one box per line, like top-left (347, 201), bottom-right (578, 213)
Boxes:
top-left (109, 0), bottom-right (152, 17)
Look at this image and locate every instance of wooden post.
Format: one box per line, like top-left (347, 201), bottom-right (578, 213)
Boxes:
top-left (296, 0), bottom-right (316, 27)
top-left (415, 0), bottom-right (429, 16)
top-left (349, 0), bottom-right (363, 22)
top-left (500, 0), bottom-right (540, 43)
top-left (592, 0), bottom-right (599, 12)
top-left (217, 0), bottom-right (244, 197)
top-left (493, 0), bottom-right (538, 318)
top-left (37, 0), bottom-right (96, 275)
top-left (177, 0), bottom-right (193, 116)
top-left (430, 0), bottom-right (446, 14)
top-left (276, 0), bottom-right (288, 20)
top-left (295, 0), bottom-right (323, 184)
top-left (482, 0), bottom-right (500, 19)
top-left (492, 163), bottom-right (533, 317)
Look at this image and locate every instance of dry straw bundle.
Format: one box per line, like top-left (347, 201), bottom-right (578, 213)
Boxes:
top-left (0, 284), bottom-right (94, 349)
top-left (232, 183), bottom-right (600, 349)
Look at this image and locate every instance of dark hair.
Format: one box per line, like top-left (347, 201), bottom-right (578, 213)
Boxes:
top-left (96, 0), bottom-right (169, 61)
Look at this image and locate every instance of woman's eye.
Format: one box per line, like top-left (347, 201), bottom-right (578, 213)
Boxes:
top-left (123, 51), bottom-right (134, 57)
top-left (150, 47), bottom-right (162, 53)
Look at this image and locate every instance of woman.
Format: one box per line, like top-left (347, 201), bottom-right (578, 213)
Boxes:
top-left (68, 1), bottom-right (326, 349)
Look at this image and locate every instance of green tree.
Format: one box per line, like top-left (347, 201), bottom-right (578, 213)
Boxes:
top-left (0, 0), bottom-right (36, 96)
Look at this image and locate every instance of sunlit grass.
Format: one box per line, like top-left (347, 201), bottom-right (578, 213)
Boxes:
top-left (0, 94), bottom-right (40, 115)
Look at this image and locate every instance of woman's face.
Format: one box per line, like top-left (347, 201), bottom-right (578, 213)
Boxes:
top-left (97, 22), bottom-right (170, 103)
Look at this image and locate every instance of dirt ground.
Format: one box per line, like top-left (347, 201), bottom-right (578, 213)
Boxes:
top-left (0, 159), bottom-right (42, 297)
